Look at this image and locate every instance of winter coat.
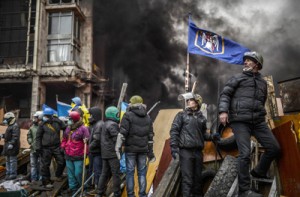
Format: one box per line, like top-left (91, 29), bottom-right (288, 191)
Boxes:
top-left (170, 108), bottom-right (209, 149)
top-left (88, 120), bottom-right (104, 155)
top-left (120, 104), bottom-right (154, 153)
top-left (88, 107), bottom-right (103, 155)
top-left (101, 119), bottom-right (119, 159)
top-left (36, 118), bottom-right (64, 150)
top-left (218, 71), bottom-right (267, 124)
top-left (2, 122), bottom-right (20, 156)
top-left (61, 121), bottom-right (90, 160)
top-left (27, 123), bottom-right (39, 152)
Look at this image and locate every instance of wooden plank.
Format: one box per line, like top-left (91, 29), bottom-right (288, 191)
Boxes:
top-left (152, 139), bottom-right (172, 190)
top-left (273, 113), bottom-right (300, 142)
top-left (272, 121), bottom-right (300, 197)
top-left (0, 125), bottom-right (30, 149)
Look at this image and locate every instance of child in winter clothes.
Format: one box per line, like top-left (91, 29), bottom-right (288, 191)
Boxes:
top-left (61, 111), bottom-right (90, 195)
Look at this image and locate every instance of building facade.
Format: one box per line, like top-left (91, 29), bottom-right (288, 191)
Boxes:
top-left (0, 0), bottom-right (107, 121)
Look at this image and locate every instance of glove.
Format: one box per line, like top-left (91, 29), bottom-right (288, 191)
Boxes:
top-left (211, 132), bottom-right (221, 141)
top-left (35, 148), bottom-right (42, 156)
top-left (148, 142), bottom-right (156, 163)
top-left (116, 151), bottom-right (121, 160)
top-left (148, 152), bottom-right (156, 163)
top-left (7, 144), bottom-right (13, 150)
top-left (60, 147), bottom-right (65, 154)
top-left (171, 146), bottom-right (179, 160)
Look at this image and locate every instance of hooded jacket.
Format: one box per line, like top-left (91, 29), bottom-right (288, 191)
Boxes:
top-left (88, 107), bottom-right (103, 155)
top-left (120, 103), bottom-right (154, 153)
top-left (218, 71), bottom-right (267, 124)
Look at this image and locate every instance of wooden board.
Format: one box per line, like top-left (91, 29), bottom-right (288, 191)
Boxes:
top-left (0, 125), bottom-right (30, 149)
top-left (272, 121), bottom-right (300, 197)
top-left (273, 113), bottom-right (300, 143)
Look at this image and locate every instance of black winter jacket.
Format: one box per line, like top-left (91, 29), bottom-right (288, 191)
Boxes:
top-left (170, 108), bottom-right (209, 149)
top-left (120, 104), bottom-right (154, 153)
top-left (2, 122), bottom-right (20, 156)
top-left (218, 71), bottom-right (267, 124)
top-left (101, 119), bottom-right (119, 159)
top-left (89, 120), bottom-right (104, 155)
top-left (36, 118), bottom-right (64, 149)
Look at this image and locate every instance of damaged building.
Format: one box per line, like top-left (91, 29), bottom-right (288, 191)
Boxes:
top-left (0, 0), bottom-right (110, 122)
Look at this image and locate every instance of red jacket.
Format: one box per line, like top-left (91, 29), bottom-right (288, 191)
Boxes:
top-left (61, 124), bottom-right (90, 158)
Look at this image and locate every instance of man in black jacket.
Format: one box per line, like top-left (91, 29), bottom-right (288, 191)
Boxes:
top-left (36, 108), bottom-right (66, 188)
top-left (218, 51), bottom-right (280, 197)
top-left (117, 95), bottom-right (154, 197)
top-left (88, 106), bottom-right (103, 192)
top-left (170, 93), bottom-right (216, 197)
top-left (96, 106), bottom-right (121, 197)
top-left (1, 112), bottom-right (20, 180)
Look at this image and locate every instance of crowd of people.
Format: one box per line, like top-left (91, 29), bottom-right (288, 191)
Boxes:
top-left (1, 95), bottom-right (155, 197)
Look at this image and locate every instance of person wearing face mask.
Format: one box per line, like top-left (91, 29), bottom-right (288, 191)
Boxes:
top-left (70, 96), bottom-right (91, 127)
top-left (60, 111), bottom-right (90, 195)
top-left (86, 106), bottom-right (103, 194)
top-left (1, 112), bottom-right (20, 180)
top-left (218, 51), bottom-right (280, 197)
top-left (36, 108), bottom-right (66, 188)
top-left (27, 111), bottom-right (43, 182)
top-left (170, 93), bottom-right (218, 197)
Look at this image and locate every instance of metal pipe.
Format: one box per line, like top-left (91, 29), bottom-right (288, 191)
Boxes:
top-left (32, 0), bottom-right (41, 71)
top-left (25, 0), bottom-right (32, 65)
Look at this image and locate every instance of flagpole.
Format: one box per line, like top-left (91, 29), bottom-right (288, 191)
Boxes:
top-left (185, 14), bottom-right (191, 93)
top-left (185, 53), bottom-right (190, 93)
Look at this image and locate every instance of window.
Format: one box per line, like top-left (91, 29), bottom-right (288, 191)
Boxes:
top-left (0, 0), bottom-right (36, 65)
top-left (47, 12), bottom-right (81, 63)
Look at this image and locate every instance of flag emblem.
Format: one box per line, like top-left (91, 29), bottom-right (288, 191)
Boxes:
top-left (195, 31), bottom-right (224, 54)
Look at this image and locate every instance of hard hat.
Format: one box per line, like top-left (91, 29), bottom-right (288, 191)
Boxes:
top-left (105, 106), bottom-right (120, 121)
top-left (4, 112), bottom-right (15, 119)
top-left (69, 111), bottom-right (81, 122)
top-left (33, 111), bottom-right (43, 119)
top-left (243, 51), bottom-right (263, 69)
top-left (129, 95), bottom-right (143, 104)
top-left (43, 108), bottom-right (54, 116)
top-left (71, 97), bottom-right (82, 106)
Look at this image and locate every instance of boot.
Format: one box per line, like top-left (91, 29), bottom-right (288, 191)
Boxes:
top-left (250, 169), bottom-right (270, 179)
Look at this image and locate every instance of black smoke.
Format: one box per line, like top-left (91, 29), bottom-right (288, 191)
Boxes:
top-left (93, 0), bottom-right (300, 111)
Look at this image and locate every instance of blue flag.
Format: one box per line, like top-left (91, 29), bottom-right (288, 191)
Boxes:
top-left (188, 18), bottom-right (250, 65)
top-left (57, 101), bottom-right (72, 117)
top-left (42, 104), bottom-right (58, 116)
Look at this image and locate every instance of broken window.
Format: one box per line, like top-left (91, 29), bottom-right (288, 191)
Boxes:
top-left (0, 0), bottom-right (36, 65)
top-left (47, 12), bottom-right (81, 63)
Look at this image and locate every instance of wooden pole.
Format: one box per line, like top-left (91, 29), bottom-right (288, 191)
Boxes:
top-left (185, 53), bottom-right (190, 93)
top-left (117, 83), bottom-right (128, 111)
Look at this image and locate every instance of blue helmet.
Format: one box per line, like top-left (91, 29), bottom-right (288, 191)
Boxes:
top-left (43, 108), bottom-right (54, 116)
top-left (71, 97), bottom-right (82, 106)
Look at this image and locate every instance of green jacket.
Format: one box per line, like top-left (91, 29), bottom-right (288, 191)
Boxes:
top-left (27, 124), bottom-right (39, 152)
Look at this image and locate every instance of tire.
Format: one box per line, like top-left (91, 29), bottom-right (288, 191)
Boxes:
top-left (210, 119), bottom-right (237, 151)
top-left (217, 135), bottom-right (237, 151)
top-left (201, 169), bottom-right (217, 194)
top-left (204, 155), bottom-right (238, 197)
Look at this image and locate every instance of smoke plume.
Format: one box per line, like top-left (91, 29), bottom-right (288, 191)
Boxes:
top-left (93, 0), bottom-right (300, 110)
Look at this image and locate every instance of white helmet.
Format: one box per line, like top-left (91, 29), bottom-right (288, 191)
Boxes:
top-left (33, 111), bottom-right (43, 119)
